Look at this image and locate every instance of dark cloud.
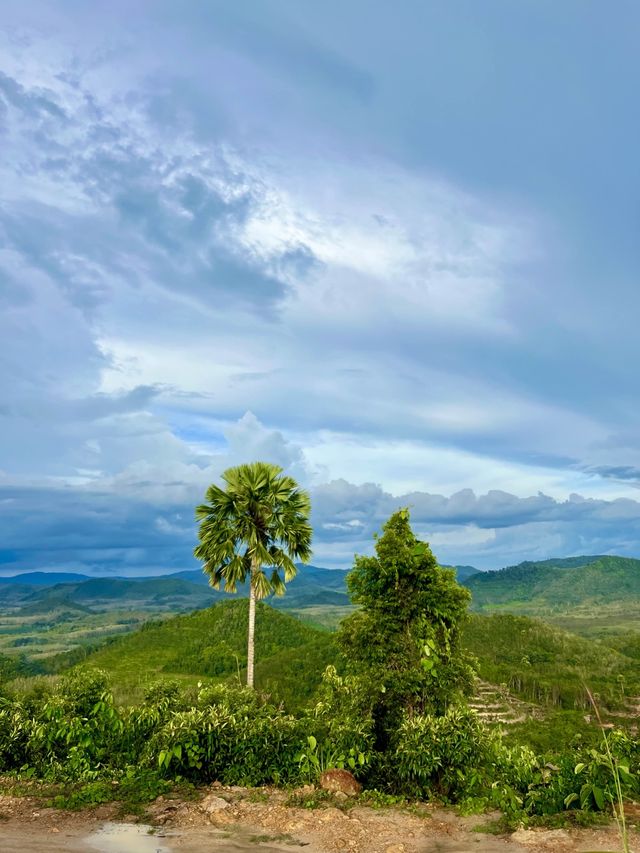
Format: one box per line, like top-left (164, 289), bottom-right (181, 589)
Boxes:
top-left (586, 466), bottom-right (640, 485)
top-left (3, 475), bottom-right (640, 576)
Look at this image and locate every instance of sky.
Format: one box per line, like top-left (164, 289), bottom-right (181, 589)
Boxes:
top-left (1, 1), bottom-right (640, 576)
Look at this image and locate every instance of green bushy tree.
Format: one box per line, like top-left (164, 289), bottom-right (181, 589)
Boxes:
top-left (338, 509), bottom-right (475, 747)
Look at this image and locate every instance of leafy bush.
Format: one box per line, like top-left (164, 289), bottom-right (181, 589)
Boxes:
top-left (149, 684), bottom-right (304, 785)
top-left (304, 666), bottom-right (375, 768)
top-left (392, 706), bottom-right (491, 798)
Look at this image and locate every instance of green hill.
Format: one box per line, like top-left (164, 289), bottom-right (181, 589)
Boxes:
top-left (5, 565), bottom-right (351, 614)
top-left (78, 599), bottom-right (335, 706)
top-left (465, 555), bottom-right (640, 613)
top-left (462, 612), bottom-right (639, 711)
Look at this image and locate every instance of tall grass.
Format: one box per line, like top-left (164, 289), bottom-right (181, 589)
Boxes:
top-left (585, 686), bottom-right (630, 853)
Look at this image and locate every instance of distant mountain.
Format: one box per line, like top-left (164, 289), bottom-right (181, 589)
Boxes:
top-left (165, 564), bottom-right (351, 607)
top-left (465, 555), bottom-right (640, 611)
top-left (4, 564), bottom-right (352, 613)
top-left (9, 556), bottom-right (637, 617)
top-left (15, 576), bottom-right (219, 614)
top-left (0, 571), bottom-right (92, 585)
top-left (442, 564), bottom-right (479, 582)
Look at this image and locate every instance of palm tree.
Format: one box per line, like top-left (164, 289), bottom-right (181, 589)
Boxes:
top-left (194, 461), bottom-right (312, 688)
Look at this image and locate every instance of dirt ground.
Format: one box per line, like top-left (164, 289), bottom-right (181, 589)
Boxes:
top-left (0, 785), bottom-right (636, 853)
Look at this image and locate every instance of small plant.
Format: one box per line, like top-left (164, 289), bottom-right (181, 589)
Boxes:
top-left (580, 687), bottom-right (632, 853)
top-left (294, 735), bottom-right (366, 782)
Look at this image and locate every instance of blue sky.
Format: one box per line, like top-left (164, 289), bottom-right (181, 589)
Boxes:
top-left (2, 1), bottom-right (640, 575)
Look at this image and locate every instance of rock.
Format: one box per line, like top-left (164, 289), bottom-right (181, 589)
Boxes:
top-left (319, 807), bottom-right (348, 822)
top-left (199, 794), bottom-right (230, 814)
top-left (319, 769), bottom-right (362, 796)
top-left (511, 828), bottom-right (572, 846)
top-left (296, 783), bottom-right (316, 795)
top-left (334, 791), bottom-right (348, 802)
top-left (386, 845), bottom-right (406, 853)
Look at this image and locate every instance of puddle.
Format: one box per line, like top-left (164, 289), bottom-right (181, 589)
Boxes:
top-left (85, 822), bottom-right (173, 853)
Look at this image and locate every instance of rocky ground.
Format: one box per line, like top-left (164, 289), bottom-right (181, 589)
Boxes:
top-left (0, 784), bottom-right (637, 853)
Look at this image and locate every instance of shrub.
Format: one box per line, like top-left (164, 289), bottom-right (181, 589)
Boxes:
top-left (149, 685), bottom-right (304, 785)
top-left (392, 706), bottom-right (490, 798)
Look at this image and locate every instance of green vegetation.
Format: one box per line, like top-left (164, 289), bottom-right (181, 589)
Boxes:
top-left (463, 613), bottom-right (640, 711)
top-left (194, 461), bottom-right (312, 687)
top-left (338, 509), bottom-right (475, 744)
top-left (69, 600), bottom-right (332, 706)
top-left (1, 506), bottom-right (638, 835)
top-left (466, 555), bottom-right (640, 613)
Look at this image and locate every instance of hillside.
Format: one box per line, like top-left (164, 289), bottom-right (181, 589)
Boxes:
top-left (465, 555), bottom-right (640, 614)
top-left (0, 564), bottom-right (351, 613)
top-left (78, 599), bottom-right (336, 705)
top-left (72, 595), bottom-right (640, 721)
top-left (462, 612), bottom-right (639, 711)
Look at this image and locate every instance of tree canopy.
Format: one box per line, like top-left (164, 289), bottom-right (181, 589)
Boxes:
top-left (338, 508), bottom-right (475, 744)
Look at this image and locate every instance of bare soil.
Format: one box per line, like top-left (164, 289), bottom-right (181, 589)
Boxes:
top-left (0, 786), bottom-right (636, 853)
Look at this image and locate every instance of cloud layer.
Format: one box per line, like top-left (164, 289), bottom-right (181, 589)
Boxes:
top-left (1, 4), bottom-right (640, 574)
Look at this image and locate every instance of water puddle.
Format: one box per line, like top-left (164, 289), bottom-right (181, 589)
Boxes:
top-left (85, 822), bottom-right (173, 853)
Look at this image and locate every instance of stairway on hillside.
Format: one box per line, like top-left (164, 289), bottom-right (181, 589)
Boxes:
top-left (469, 679), bottom-right (543, 726)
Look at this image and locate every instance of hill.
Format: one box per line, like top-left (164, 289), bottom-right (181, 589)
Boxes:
top-left (462, 612), bottom-right (639, 711)
top-left (1, 564), bottom-right (351, 612)
top-left (0, 572), bottom-right (92, 586)
top-left (464, 555), bottom-right (640, 614)
top-left (77, 599), bottom-right (336, 706)
top-left (443, 564), bottom-right (479, 582)
top-left (167, 564), bottom-right (351, 608)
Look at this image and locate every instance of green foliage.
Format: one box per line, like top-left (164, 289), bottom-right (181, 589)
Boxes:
top-left (194, 461), bottom-right (312, 600)
top-left (194, 461), bottom-right (313, 689)
top-left (338, 510), bottom-right (475, 743)
top-left (307, 665), bottom-right (375, 760)
top-left (463, 613), bottom-right (639, 710)
top-left (294, 734), bottom-right (366, 782)
top-left (505, 711), bottom-right (601, 753)
top-left (76, 600), bottom-right (329, 704)
top-left (459, 727), bottom-right (639, 822)
top-left (466, 555), bottom-right (640, 612)
top-left (392, 706), bottom-right (490, 799)
top-left (254, 635), bottom-right (338, 709)
top-left (150, 683), bottom-right (303, 785)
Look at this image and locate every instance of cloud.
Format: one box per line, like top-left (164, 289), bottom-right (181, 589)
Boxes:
top-left (4, 462), bottom-right (640, 575)
top-left (1, 8), bottom-right (640, 576)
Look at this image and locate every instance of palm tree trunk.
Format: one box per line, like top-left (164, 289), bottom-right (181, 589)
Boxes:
top-left (247, 560), bottom-right (257, 688)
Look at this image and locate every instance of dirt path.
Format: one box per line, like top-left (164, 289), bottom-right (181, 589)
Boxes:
top-left (0, 786), bottom-right (635, 853)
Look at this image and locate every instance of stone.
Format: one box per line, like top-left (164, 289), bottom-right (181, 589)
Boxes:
top-left (199, 794), bottom-right (230, 814)
top-left (319, 807), bottom-right (347, 822)
top-left (319, 769), bottom-right (362, 796)
top-left (385, 845), bottom-right (406, 853)
top-left (511, 828), bottom-right (572, 846)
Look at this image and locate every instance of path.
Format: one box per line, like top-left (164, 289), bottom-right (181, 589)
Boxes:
top-left (0, 786), bottom-right (635, 853)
